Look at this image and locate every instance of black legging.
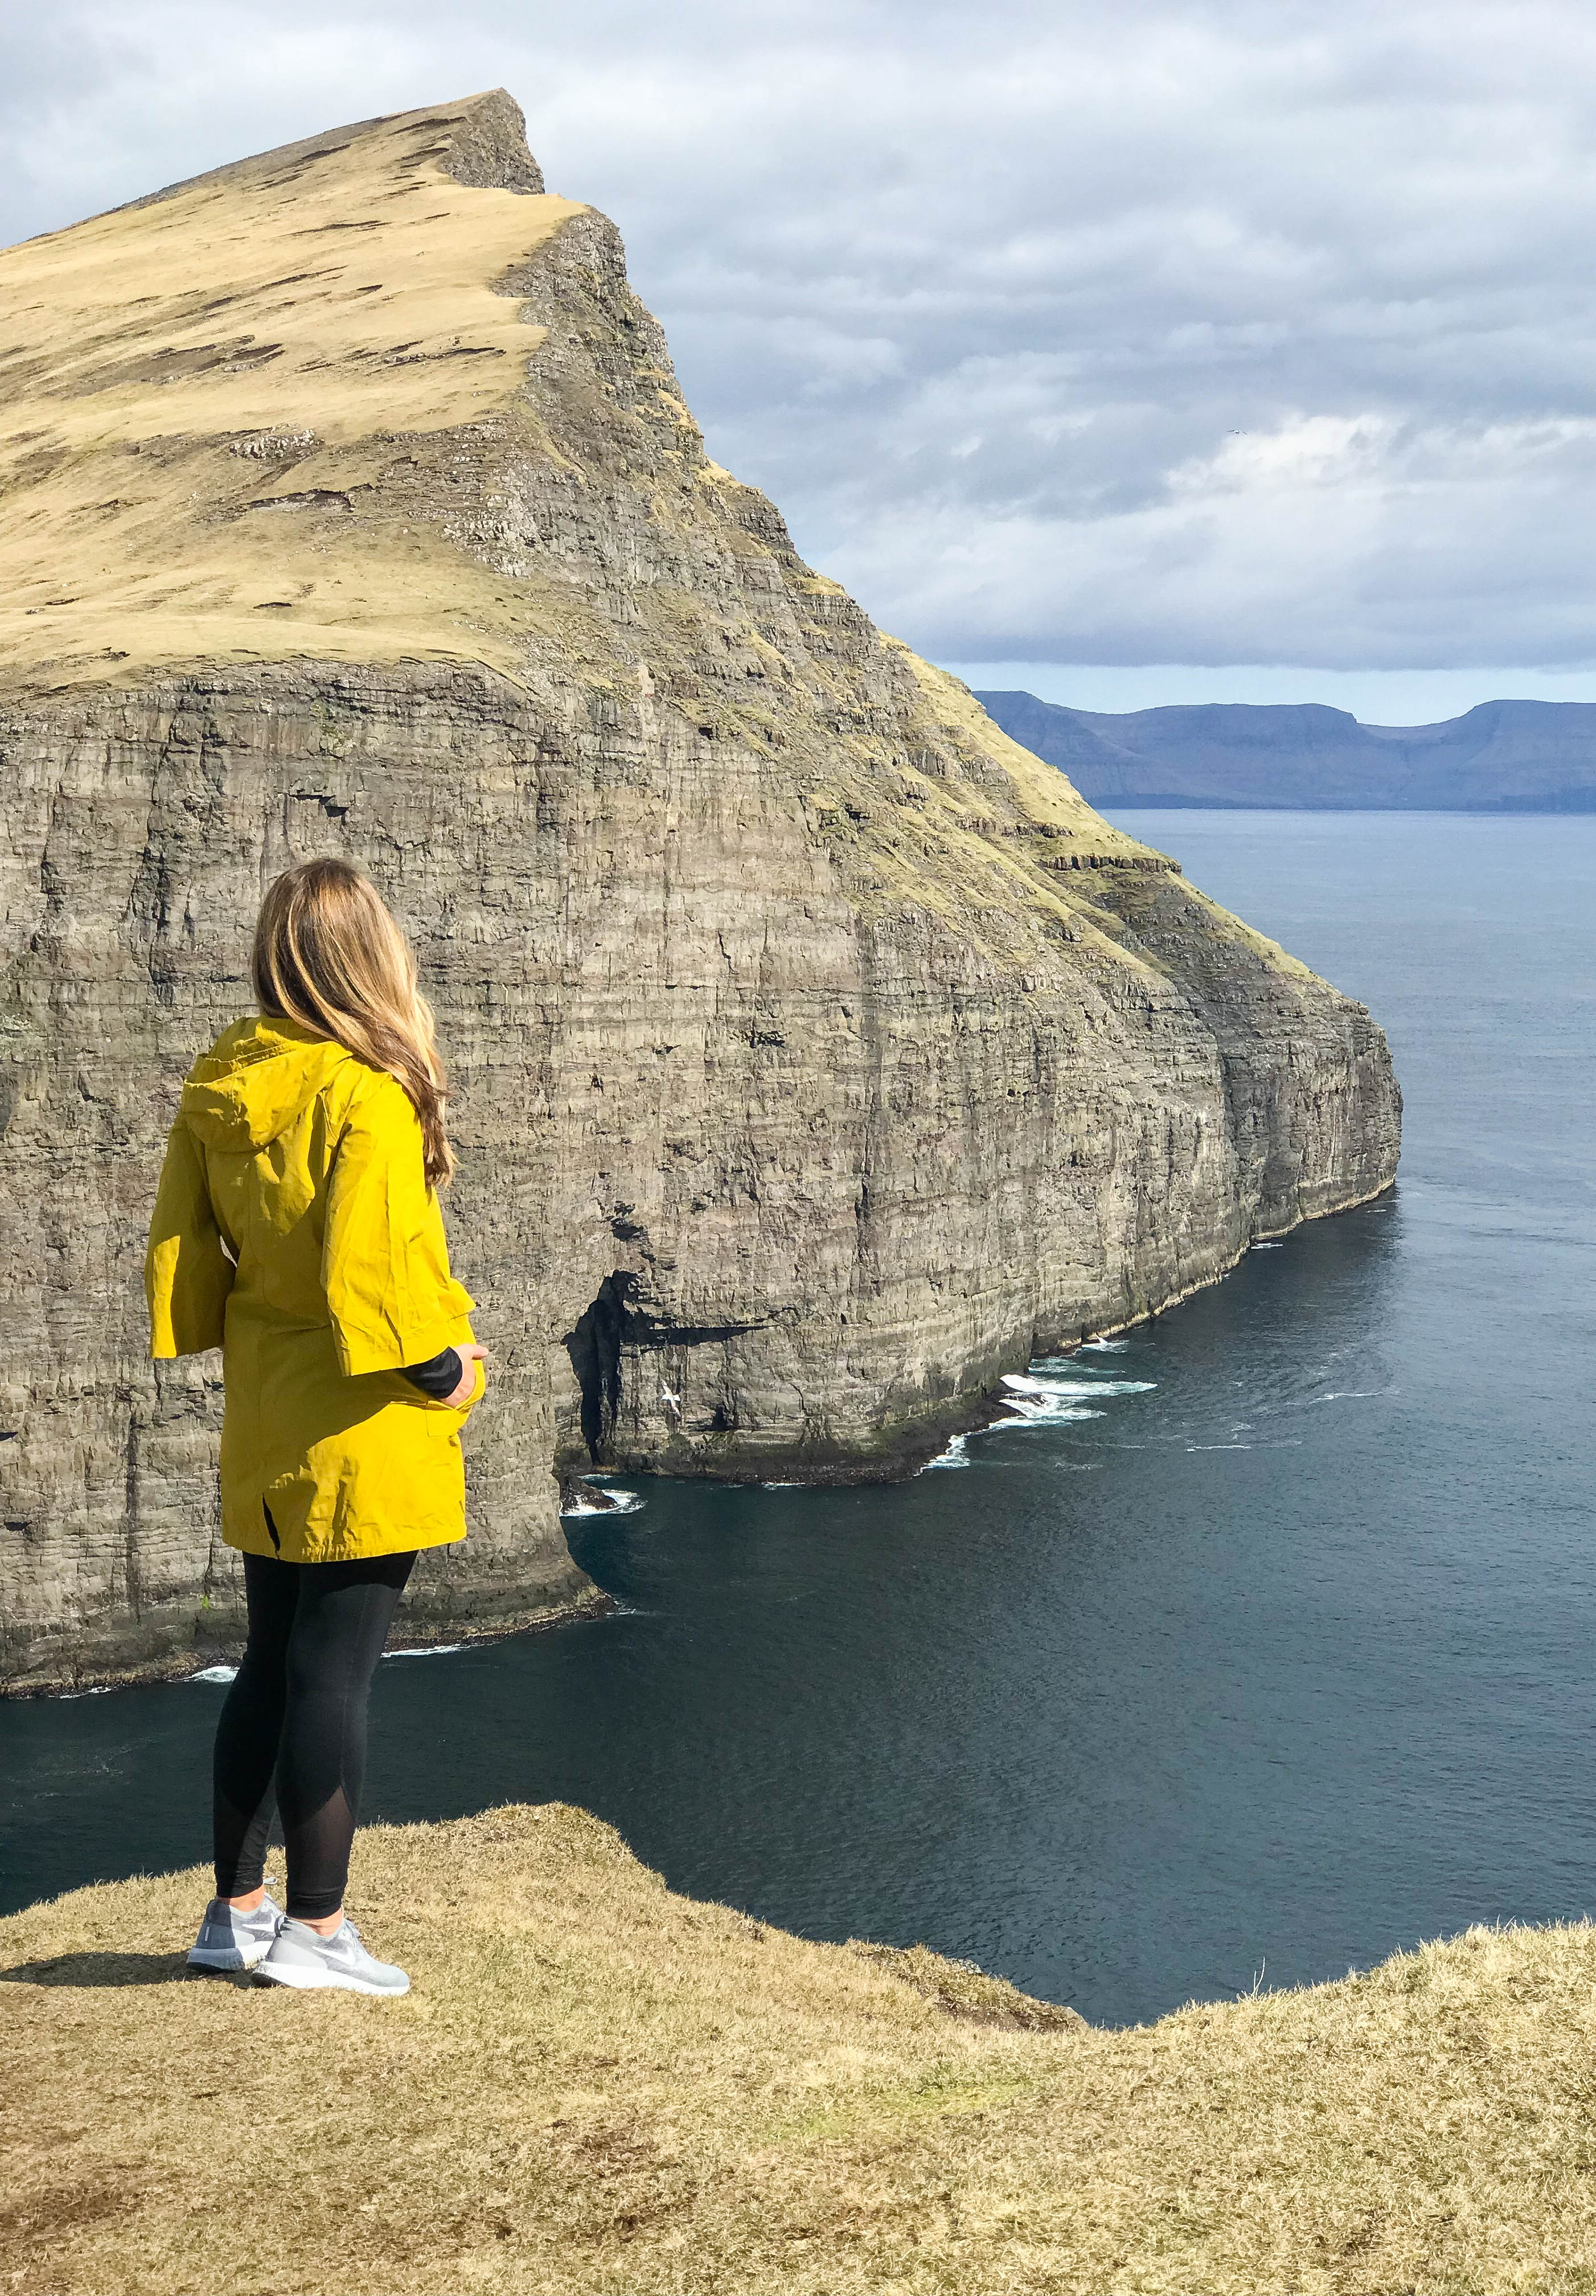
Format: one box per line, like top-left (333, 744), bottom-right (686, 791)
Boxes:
top-left (212, 1545), bottom-right (416, 1919)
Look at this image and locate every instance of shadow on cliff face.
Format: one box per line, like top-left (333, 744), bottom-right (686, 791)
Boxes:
top-left (563, 1273), bottom-right (639, 1463)
top-left (562, 1273), bottom-right (766, 1471)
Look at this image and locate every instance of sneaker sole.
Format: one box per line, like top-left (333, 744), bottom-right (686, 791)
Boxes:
top-left (252, 1961), bottom-right (409, 1998)
top-left (187, 1945), bottom-right (273, 1973)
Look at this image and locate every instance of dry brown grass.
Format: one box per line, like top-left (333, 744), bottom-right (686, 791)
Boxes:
top-left (0, 97), bottom-right (582, 682)
top-left (5, 1805), bottom-right (1596, 2293)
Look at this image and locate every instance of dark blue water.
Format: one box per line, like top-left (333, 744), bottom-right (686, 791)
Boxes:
top-left (5, 813), bottom-right (1594, 2027)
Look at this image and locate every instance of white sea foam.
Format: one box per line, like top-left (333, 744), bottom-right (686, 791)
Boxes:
top-left (189, 1664), bottom-right (238, 1685)
top-left (59, 1684), bottom-right (114, 1698)
top-left (384, 1644), bottom-right (463, 1660)
top-left (921, 1433), bottom-right (970, 1470)
top-left (1188, 1437), bottom-right (1302, 1451)
top-left (995, 1397), bottom-right (1105, 1426)
top-left (1251, 1241), bottom-right (1285, 1250)
top-left (561, 1487), bottom-right (646, 1518)
top-left (761, 1481), bottom-right (802, 1489)
top-left (1080, 1337), bottom-right (1130, 1352)
top-left (1002, 1372), bottom-right (1155, 1399)
top-left (992, 1412), bottom-right (1103, 1429)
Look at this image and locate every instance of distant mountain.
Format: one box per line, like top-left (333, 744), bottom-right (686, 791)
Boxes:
top-left (973, 692), bottom-right (1596, 810)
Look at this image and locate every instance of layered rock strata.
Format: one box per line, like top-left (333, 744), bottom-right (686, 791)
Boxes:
top-left (0, 93), bottom-right (1400, 1688)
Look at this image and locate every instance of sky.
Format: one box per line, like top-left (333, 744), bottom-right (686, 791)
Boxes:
top-left (7, 0), bottom-right (1596, 723)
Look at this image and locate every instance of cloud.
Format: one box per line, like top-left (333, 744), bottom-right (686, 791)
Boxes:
top-left (6, 0), bottom-right (1596, 669)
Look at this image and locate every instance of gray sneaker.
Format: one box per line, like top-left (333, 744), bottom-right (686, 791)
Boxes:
top-left (252, 1917), bottom-right (411, 1997)
top-left (187, 1891), bottom-right (284, 1973)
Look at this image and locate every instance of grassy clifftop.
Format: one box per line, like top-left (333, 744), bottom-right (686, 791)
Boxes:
top-left (0, 95), bottom-right (585, 683)
top-left (3, 1804), bottom-right (1593, 2293)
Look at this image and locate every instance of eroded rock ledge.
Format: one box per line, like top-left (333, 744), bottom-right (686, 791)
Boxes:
top-left (0, 93), bottom-right (1399, 1688)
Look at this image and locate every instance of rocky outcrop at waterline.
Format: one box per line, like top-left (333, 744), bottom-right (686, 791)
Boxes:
top-left (0, 92), bottom-right (1400, 1690)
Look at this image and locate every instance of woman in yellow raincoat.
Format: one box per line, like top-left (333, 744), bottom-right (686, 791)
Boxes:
top-left (146, 858), bottom-right (486, 1996)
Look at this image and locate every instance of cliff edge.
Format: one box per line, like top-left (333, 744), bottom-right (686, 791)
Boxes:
top-left (0, 93), bottom-right (1400, 1687)
top-left (1, 1805), bottom-right (1586, 2291)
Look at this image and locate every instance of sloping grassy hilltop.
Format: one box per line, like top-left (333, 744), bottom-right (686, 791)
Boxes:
top-left (3, 1805), bottom-right (1594, 2293)
top-left (0, 96), bottom-right (582, 676)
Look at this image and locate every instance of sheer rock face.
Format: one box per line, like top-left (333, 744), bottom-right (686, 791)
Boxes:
top-left (0, 94), bottom-right (1401, 1689)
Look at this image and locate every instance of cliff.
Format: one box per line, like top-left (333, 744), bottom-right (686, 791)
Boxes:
top-left (0, 93), bottom-right (1400, 1689)
top-left (2, 1804), bottom-right (1589, 2291)
top-left (978, 688), bottom-right (1596, 810)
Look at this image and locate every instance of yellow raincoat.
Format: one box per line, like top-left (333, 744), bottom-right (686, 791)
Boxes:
top-left (145, 1015), bottom-right (483, 1563)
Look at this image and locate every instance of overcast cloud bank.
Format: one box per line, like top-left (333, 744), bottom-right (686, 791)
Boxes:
top-left (6, 0), bottom-right (1596, 695)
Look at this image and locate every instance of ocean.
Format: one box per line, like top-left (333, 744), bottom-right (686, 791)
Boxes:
top-left (4, 810), bottom-right (1593, 2027)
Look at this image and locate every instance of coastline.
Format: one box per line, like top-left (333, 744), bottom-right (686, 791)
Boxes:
top-left (619, 1175), bottom-right (1403, 1486)
top-left (5, 1183), bottom-right (1395, 1699)
top-left (2, 1586), bottom-right (616, 1703)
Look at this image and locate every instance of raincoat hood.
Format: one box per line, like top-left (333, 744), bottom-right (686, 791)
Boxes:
top-left (180, 1016), bottom-right (351, 1153)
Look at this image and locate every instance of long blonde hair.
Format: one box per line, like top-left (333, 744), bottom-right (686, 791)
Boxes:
top-left (252, 858), bottom-right (454, 1187)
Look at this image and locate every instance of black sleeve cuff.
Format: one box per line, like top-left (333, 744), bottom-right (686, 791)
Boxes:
top-left (397, 1346), bottom-right (463, 1401)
